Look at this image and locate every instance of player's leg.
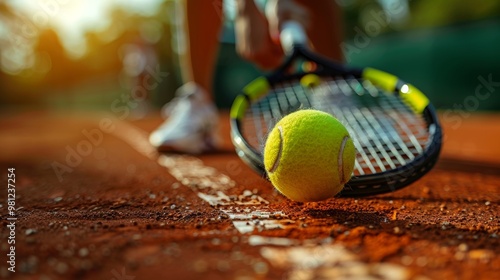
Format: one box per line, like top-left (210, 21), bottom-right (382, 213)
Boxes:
top-left (295, 0), bottom-right (343, 62)
top-left (180, 0), bottom-right (223, 97)
top-left (149, 0), bottom-right (223, 153)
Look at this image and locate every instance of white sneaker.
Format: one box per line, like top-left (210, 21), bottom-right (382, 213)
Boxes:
top-left (149, 82), bottom-right (220, 154)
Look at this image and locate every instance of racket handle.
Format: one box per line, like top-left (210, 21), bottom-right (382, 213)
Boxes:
top-left (280, 20), bottom-right (308, 54)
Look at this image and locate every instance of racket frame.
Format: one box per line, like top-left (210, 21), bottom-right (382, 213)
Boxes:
top-left (230, 43), bottom-right (442, 197)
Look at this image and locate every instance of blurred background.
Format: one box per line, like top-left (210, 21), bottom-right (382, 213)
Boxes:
top-left (1, 0), bottom-right (500, 114)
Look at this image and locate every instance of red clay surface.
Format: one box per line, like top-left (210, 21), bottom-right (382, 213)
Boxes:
top-left (0, 111), bottom-right (499, 280)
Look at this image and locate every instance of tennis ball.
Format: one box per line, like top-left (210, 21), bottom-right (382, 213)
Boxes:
top-left (263, 110), bottom-right (356, 202)
top-left (300, 74), bottom-right (321, 88)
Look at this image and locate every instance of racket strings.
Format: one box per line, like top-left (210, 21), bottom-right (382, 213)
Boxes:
top-left (243, 81), bottom-right (303, 148)
top-left (242, 76), bottom-right (430, 176)
top-left (317, 77), bottom-right (428, 175)
top-left (323, 77), bottom-right (430, 175)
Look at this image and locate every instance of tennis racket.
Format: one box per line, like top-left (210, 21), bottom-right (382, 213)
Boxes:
top-left (230, 21), bottom-right (442, 197)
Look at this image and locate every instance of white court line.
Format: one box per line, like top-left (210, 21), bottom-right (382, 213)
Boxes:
top-left (111, 120), bottom-right (294, 233)
top-left (110, 120), bottom-right (410, 280)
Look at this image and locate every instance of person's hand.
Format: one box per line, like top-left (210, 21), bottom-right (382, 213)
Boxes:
top-left (265, 0), bottom-right (311, 43)
top-left (234, 0), bottom-right (283, 69)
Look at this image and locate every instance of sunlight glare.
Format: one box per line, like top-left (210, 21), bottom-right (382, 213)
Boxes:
top-left (7, 0), bottom-right (164, 58)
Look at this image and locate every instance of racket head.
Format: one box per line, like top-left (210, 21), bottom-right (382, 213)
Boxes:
top-left (230, 47), bottom-right (442, 197)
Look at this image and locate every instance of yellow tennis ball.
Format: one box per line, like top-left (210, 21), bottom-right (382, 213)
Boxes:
top-left (300, 74), bottom-right (321, 88)
top-left (263, 110), bottom-right (356, 202)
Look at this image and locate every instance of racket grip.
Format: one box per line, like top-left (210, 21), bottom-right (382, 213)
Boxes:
top-left (280, 20), bottom-right (308, 54)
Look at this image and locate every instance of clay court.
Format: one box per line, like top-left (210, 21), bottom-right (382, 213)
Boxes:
top-left (2, 1), bottom-right (500, 279)
top-left (1, 111), bottom-right (499, 279)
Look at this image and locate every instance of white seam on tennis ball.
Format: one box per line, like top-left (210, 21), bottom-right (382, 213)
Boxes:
top-left (338, 136), bottom-right (349, 184)
top-left (268, 126), bottom-right (284, 173)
